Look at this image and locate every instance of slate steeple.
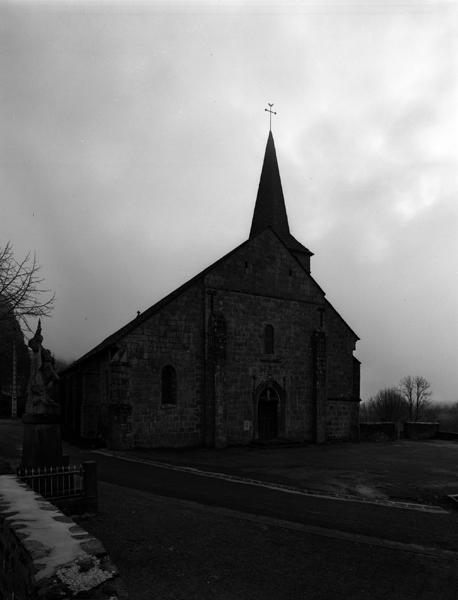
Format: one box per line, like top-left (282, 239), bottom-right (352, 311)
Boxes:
top-left (250, 131), bottom-right (313, 270)
top-left (249, 131), bottom-right (290, 239)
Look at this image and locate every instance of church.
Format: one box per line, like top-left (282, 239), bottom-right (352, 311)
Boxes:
top-left (59, 129), bottom-right (360, 449)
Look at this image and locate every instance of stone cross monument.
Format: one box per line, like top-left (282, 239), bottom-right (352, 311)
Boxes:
top-left (22, 320), bottom-right (62, 467)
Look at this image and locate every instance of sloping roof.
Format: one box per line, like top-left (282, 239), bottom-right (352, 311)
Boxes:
top-left (63, 235), bottom-right (252, 372)
top-left (325, 298), bottom-right (360, 341)
top-left (64, 132), bottom-right (358, 373)
top-left (63, 228), bottom-right (357, 374)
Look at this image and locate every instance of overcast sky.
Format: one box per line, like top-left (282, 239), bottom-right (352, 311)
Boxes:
top-left (1, 0), bottom-right (457, 403)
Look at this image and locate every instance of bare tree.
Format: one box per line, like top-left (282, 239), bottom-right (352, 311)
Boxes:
top-left (399, 375), bottom-right (432, 421)
top-left (399, 375), bottom-right (414, 419)
top-left (365, 387), bottom-right (409, 422)
top-left (0, 241), bottom-right (55, 330)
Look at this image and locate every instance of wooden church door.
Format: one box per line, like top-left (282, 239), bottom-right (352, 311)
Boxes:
top-left (258, 386), bottom-right (279, 440)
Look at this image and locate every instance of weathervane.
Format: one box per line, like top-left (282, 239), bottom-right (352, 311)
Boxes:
top-left (264, 103), bottom-right (277, 131)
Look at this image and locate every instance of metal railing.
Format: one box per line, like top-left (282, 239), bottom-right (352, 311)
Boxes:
top-left (16, 463), bottom-right (84, 500)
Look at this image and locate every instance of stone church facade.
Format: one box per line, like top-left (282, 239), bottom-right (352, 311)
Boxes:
top-left (59, 132), bottom-right (360, 449)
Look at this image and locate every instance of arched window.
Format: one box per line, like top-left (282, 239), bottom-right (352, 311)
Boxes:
top-left (264, 324), bottom-right (274, 354)
top-left (161, 365), bottom-right (177, 405)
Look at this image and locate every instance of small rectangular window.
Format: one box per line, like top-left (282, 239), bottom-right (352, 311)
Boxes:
top-left (161, 365), bottom-right (177, 404)
top-left (264, 325), bottom-right (274, 354)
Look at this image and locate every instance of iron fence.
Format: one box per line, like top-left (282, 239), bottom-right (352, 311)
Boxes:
top-left (16, 463), bottom-right (84, 499)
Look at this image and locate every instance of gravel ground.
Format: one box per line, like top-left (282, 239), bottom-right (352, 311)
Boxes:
top-left (75, 482), bottom-right (458, 600)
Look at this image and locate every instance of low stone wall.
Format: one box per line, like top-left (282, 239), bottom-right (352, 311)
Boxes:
top-left (325, 399), bottom-right (359, 441)
top-left (404, 421), bottom-right (440, 440)
top-left (0, 458), bottom-right (14, 475)
top-left (436, 431), bottom-right (458, 441)
top-left (359, 422), bottom-right (402, 441)
top-left (0, 475), bottom-right (128, 599)
top-left (359, 421), bottom-right (440, 442)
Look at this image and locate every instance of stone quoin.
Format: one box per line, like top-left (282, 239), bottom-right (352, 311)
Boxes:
top-left (59, 131), bottom-right (360, 449)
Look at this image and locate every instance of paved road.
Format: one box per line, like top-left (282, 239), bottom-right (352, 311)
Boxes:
top-left (78, 481), bottom-right (458, 600)
top-left (78, 450), bottom-right (458, 553)
top-left (83, 452), bottom-right (458, 598)
top-left (1, 418), bottom-right (458, 553)
top-left (3, 420), bottom-right (458, 598)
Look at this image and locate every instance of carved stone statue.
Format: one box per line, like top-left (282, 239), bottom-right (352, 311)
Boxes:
top-left (25, 320), bottom-right (60, 415)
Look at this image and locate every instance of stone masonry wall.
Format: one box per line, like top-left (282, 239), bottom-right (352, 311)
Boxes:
top-left (121, 282), bottom-right (204, 448)
top-left (206, 289), bottom-right (321, 444)
top-left (81, 369), bottom-right (103, 439)
top-left (60, 353), bottom-right (114, 445)
top-left (205, 232), bottom-right (327, 445)
top-left (206, 230), bottom-right (324, 304)
top-left (312, 330), bottom-right (327, 444)
top-left (325, 303), bottom-right (358, 402)
top-left (404, 421), bottom-right (440, 440)
top-left (324, 303), bottom-right (360, 441)
top-left (202, 231), bottom-right (360, 445)
top-left (61, 229), bottom-right (359, 447)
top-left (326, 399), bottom-right (360, 440)
top-left (0, 475), bottom-right (127, 599)
top-left (61, 282), bottom-right (204, 449)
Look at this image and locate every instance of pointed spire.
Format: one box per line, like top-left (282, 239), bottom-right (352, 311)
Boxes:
top-left (249, 131), bottom-right (290, 239)
top-left (249, 131), bottom-right (314, 270)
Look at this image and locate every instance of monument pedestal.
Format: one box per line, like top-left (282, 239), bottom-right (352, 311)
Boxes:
top-left (21, 413), bottom-right (63, 468)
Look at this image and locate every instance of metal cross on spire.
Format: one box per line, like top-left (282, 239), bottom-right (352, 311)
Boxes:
top-left (264, 103), bottom-right (277, 131)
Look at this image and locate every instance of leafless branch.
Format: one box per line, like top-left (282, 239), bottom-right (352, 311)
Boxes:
top-left (399, 375), bottom-right (432, 421)
top-left (0, 241), bottom-right (55, 331)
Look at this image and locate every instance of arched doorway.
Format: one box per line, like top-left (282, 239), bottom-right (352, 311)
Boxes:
top-left (258, 386), bottom-right (280, 441)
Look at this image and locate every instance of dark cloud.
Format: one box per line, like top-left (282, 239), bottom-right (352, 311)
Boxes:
top-left (1, 2), bottom-right (457, 402)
